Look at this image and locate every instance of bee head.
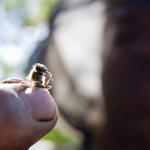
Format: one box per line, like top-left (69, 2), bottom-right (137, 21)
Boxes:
top-left (34, 63), bottom-right (48, 73)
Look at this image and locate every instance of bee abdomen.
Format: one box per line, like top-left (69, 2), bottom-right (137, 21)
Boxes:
top-left (31, 72), bottom-right (44, 83)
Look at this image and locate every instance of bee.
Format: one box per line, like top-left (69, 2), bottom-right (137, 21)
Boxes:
top-left (0, 63), bottom-right (53, 91)
top-left (24, 63), bottom-right (53, 89)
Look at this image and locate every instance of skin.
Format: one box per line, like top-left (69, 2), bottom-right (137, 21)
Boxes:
top-left (102, 10), bottom-right (150, 149)
top-left (0, 82), bottom-right (58, 150)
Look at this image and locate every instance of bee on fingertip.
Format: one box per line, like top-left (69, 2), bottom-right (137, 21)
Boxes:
top-left (0, 63), bottom-right (53, 91)
top-left (24, 63), bottom-right (53, 89)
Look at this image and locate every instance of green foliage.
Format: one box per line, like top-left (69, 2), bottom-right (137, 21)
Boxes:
top-left (42, 128), bottom-right (81, 148)
top-left (0, 0), bottom-right (60, 80)
top-left (23, 0), bottom-right (60, 26)
top-left (0, 62), bottom-right (16, 77)
top-left (40, 0), bottom-right (60, 20)
top-left (3, 0), bottom-right (25, 11)
top-left (1, 0), bottom-right (60, 26)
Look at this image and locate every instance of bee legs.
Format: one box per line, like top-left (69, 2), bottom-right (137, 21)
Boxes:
top-left (43, 78), bottom-right (52, 89)
top-left (36, 83), bottom-right (52, 90)
top-left (36, 83), bottom-right (45, 89)
top-left (32, 73), bottom-right (53, 90)
top-left (44, 79), bottom-right (50, 86)
top-left (45, 85), bottom-right (52, 90)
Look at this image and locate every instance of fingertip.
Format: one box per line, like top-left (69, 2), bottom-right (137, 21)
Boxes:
top-left (20, 87), bottom-right (57, 122)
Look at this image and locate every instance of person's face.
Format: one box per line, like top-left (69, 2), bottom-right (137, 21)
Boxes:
top-left (102, 11), bottom-right (150, 136)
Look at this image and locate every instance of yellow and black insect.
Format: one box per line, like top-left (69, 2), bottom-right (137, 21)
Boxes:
top-left (1, 63), bottom-right (53, 90)
top-left (25, 63), bottom-right (53, 89)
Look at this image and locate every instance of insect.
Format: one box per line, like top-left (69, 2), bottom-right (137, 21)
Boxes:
top-left (0, 63), bottom-right (53, 91)
top-left (25, 63), bottom-right (53, 89)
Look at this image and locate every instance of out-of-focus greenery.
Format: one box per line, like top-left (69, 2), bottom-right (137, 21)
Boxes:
top-left (0, 0), bottom-right (60, 80)
top-left (43, 128), bottom-right (82, 149)
top-left (23, 0), bottom-right (59, 26)
top-left (2, 0), bottom-right (60, 26)
top-left (1, 62), bottom-right (15, 76)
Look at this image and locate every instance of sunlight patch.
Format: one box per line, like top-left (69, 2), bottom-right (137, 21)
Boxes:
top-left (1, 46), bottom-right (22, 66)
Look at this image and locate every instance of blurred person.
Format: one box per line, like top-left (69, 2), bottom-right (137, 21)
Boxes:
top-left (102, 0), bottom-right (150, 149)
top-left (0, 81), bottom-right (58, 150)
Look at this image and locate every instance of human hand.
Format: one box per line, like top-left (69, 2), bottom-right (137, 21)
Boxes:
top-left (0, 80), bottom-right (58, 150)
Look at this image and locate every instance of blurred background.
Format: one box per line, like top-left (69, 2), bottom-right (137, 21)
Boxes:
top-left (0, 0), bottom-right (58, 79)
top-left (0, 0), bottom-right (106, 150)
